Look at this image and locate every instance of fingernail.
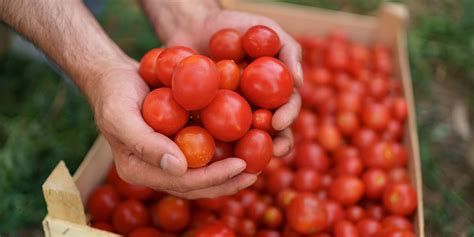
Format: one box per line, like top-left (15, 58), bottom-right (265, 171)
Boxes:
top-left (229, 160), bottom-right (247, 178)
top-left (160, 153), bottom-right (182, 175)
top-left (295, 62), bottom-right (304, 86)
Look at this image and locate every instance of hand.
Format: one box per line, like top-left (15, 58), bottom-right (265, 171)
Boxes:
top-left (165, 10), bottom-right (303, 157)
top-left (89, 58), bottom-right (257, 199)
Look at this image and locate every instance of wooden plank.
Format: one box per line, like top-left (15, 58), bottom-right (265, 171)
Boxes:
top-left (43, 216), bottom-right (119, 237)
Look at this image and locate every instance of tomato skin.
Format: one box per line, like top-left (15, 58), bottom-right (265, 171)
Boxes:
top-left (382, 215), bottom-right (413, 231)
top-left (329, 175), bottom-right (364, 206)
top-left (375, 229), bottom-right (415, 237)
top-left (190, 211), bottom-right (218, 228)
top-left (363, 168), bottom-right (388, 200)
top-left (201, 89), bottom-right (252, 142)
top-left (276, 188), bottom-right (297, 208)
top-left (139, 48), bottom-right (163, 88)
top-left (325, 43), bottom-right (348, 71)
top-left (286, 193), bottom-right (328, 234)
top-left (266, 167), bottom-right (294, 194)
top-left (383, 183), bottom-right (417, 216)
top-left (151, 196), bottom-right (190, 232)
top-left (106, 165), bottom-right (121, 185)
top-left (155, 46), bottom-right (196, 87)
top-left (263, 206), bottom-right (283, 229)
top-left (334, 220), bottom-right (359, 237)
top-left (195, 197), bottom-right (227, 211)
top-left (235, 189), bottom-right (259, 208)
top-left (362, 103), bottom-right (390, 131)
top-left (128, 227), bottom-right (162, 237)
top-left (352, 127), bottom-right (378, 149)
top-left (221, 198), bottom-right (245, 218)
top-left (174, 126), bottom-right (215, 168)
top-left (91, 221), bottom-right (115, 232)
top-left (335, 156), bottom-right (363, 176)
top-left (323, 200), bottom-right (345, 230)
top-left (234, 129), bottom-right (272, 173)
top-left (172, 55), bottom-right (219, 110)
top-left (212, 140), bottom-right (234, 162)
top-left (387, 168), bottom-right (410, 184)
top-left (306, 66), bottom-right (332, 86)
top-left (391, 97), bottom-right (408, 121)
top-left (195, 222), bottom-right (236, 237)
top-left (252, 109), bottom-right (274, 133)
top-left (216, 60), bottom-right (240, 90)
top-left (209, 29), bottom-right (245, 62)
top-left (295, 142), bottom-right (329, 172)
top-left (337, 92), bottom-right (362, 113)
top-left (142, 88), bottom-right (189, 136)
top-left (292, 168), bottom-right (321, 192)
top-left (112, 199), bottom-right (150, 235)
top-left (356, 218), bottom-right (382, 237)
top-left (240, 57), bottom-right (293, 109)
top-left (383, 119), bottom-right (403, 141)
top-left (345, 205), bottom-right (366, 223)
top-left (256, 230), bottom-right (281, 237)
top-left (368, 76), bottom-right (389, 100)
top-left (242, 25), bottom-right (281, 58)
top-left (336, 111), bottom-right (360, 136)
top-left (115, 176), bottom-right (155, 201)
top-left (246, 199), bottom-right (268, 223)
top-left (221, 214), bottom-right (239, 230)
top-left (87, 185), bottom-right (121, 222)
top-left (364, 141), bottom-right (397, 170)
top-left (317, 124), bottom-right (342, 152)
top-left (292, 109), bottom-right (318, 142)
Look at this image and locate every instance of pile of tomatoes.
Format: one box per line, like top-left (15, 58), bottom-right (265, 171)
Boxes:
top-left (86, 29), bottom-right (418, 237)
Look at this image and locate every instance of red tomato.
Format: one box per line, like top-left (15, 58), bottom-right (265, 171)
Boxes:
top-left (174, 126), bottom-right (215, 168)
top-left (356, 218), bottom-right (382, 237)
top-left (115, 176), bottom-right (154, 201)
top-left (142, 88), bottom-right (189, 136)
top-left (299, 83), bottom-right (319, 108)
top-left (286, 193), bottom-right (327, 234)
top-left (368, 76), bottom-right (389, 100)
top-left (155, 46), bottom-right (196, 87)
top-left (221, 214), bottom-right (239, 230)
top-left (276, 189), bottom-right (297, 208)
top-left (216, 60), bottom-right (240, 90)
top-left (128, 227), bottom-right (162, 237)
top-left (345, 205), bottom-right (366, 223)
top-left (247, 200), bottom-right (268, 223)
top-left (151, 196), bottom-right (190, 232)
top-left (295, 142), bottom-right (329, 172)
top-left (282, 225), bottom-right (304, 237)
top-left (349, 43), bottom-right (370, 65)
top-left (195, 222), bottom-right (236, 237)
top-left (325, 43), bottom-right (348, 71)
top-left (263, 206), bottom-right (283, 229)
top-left (190, 211), bottom-right (217, 228)
top-left (363, 168), bottom-right (388, 200)
top-left (209, 29), bottom-right (245, 62)
top-left (328, 29), bottom-right (348, 44)
top-left (364, 141), bottom-right (397, 170)
top-left (236, 189), bottom-right (259, 208)
top-left (312, 85), bottom-right (335, 106)
top-left (201, 89), bottom-right (252, 141)
top-left (323, 200), bottom-right (345, 230)
top-left (267, 167), bottom-right (294, 194)
top-left (391, 97), bottom-right (408, 121)
top-left (263, 158), bottom-right (284, 175)
top-left (292, 168), bottom-right (321, 192)
top-left (320, 174), bottom-right (334, 190)
top-left (252, 109), bottom-right (274, 132)
top-left (221, 198), bottom-right (245, 217)
top-left (112, 199), bottom-right (150, 235)
top-left (337, 92), bottom-right (362, 113)
top-left (317, 124), bottom-right (342, 152)
top-left (240, 57), bottom-right (293, 109)
top-left (242, 25), bottom-right (281, 58)
top-left (329, 175), bottom-right (364, 206)
top-left (139, 48), bottom-right (163, 88)
top-left (106, 165), bottom-right (121, 185)
top-left (334, 146), bottom-right (360, 162)
top-left (387, 167), bottom-right (410, 184)
top-left (352, 127), bottom-right (378, 149)
top-left (334, 156), bottom-right (363, 176)
top-left (382, 215), bottom-right (413, 231)
top-left (376, 229), bottom-right (415, 237)
top-left (195, 197), bottom-right (227, 211)
top-left (316, 96), bottom-right (337, 116)
top-left (91, 221), bottom-right (115, 232)
top-left (334, 220), bottom-right (358, 237)
top-left (212, 140), bottom-right (234, 162)
top-left (383, 183), bottom-right (417, 216)
top-left (366, 203), bottom-right (386, 220)
top-left (292, 109), bottom-right (318, 142)
top-left (306, 66), bottom-right (332, 86)
top-left (252, 175), bottom-right (267, 192)
top-left (362, 103), bottom-right (390, 131)
top-left (87, 185), bottom-right (121, 222)
top-left (373, 47), bottom-right (393, 76)
top-left (256, 230), bottom-right (281, 237)
top-left (237, 219), bottom-right (257, 237)
top-left (391, 143), bottom-right (408, 167)
top-left (234, 129), bottom-right (273, 173)
top-left (383, 119), bottom-right (403, 141)
top-left (172, 55), bottom-right (219, 110)
top-left (336, 111), bottom-right (360, 136)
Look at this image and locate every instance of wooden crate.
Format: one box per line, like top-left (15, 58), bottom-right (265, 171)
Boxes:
top-left (42, 1), bottom-right (424, 236)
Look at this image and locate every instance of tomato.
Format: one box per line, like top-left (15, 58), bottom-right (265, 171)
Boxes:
top-left (336, 111), bottom-right (359, 136)
top-left (155, 46), bottom-right (196, 87)
top-left (292, 109), bottom-right (318, 142)
top-left (201, 89), bottom-right (252, 141)
top-left (334, 220), bottom-right (358, 237)
top-left (294, 142), bottom-right (329, 172)
top-left (349, 43), bottom-right (370, 65)
top-left (383, 183), bottom-right (417, 216)
top-left (306, 66), bottom-right (332, 86)
top-left (216, 60), bottom-right (240, 90)
top-left (317, 124), bottom-right (342, 152)
top-left (364, 141), bottom-right (397, 170)
top-left (263, 158), bottom-right (284, 176)
top-left (286, 193), bottom-right (327, 234)
top-left (299, 83), bottom-right (319, 108)
top-left (387, 167), bottom-right (410, 184)
top-left (292, 168), bottom-right (321, 192)
top-left (337, 92), bottom-right (362, 113)
top-left (209, 29), bottom-right (245, 62)
top-left (139, 48), bottom-right (163, 88)
top-left (221, 214), bottom-right (239, 230)
top-left (362, 103), bottom-right (390, 131)
top-left (212, 140), bottom-right (234, 162)
top-left (276, 189), bottom-right (297, 208)
top-left (256, 230), bottom-right (281, 237)
top-left (391, 97), bottom-right (408, 121)
top-left (247, 200), bottom-right (268, 223)
top-left (266, 167), bottom-right (294, 194)
top-left (356, 218), bottom-right (382, 237)
top-left (391, 143), bottom-right (408, 167)
top-left (87, 185), bottom-right (121, 221)
top-left (382, 119), bottom-right (403, 141)
top-left (323, 200), bottom-right (345, 230)
top-left (252, 175), bottom-right (267, 192)
top-left (252, 109), bottom-right (274, 132)
top-left (373, 46), bottom-right (393, 76)
top-left (345, 205), bottom-right (366, 223)
top-left (240, 57), bottom-right (293, 109)
top-left (334, 156), bottom-right (363, 176)
top-left (382, 215), bottom-right (413, 231)
top-left (366, 203), bottom-right (386, 220)
top-left (106, 165), bottom-right (121, 185)
top-left (262, 206), bottom-right (283, 229)
top-left (91, 221), bottom-right (115, 232)
top-left (280, 149), bottom-right (296, 166)
top-left (195, 197), bottom-right (227, 211)
top-left (316, 96), bottom-right (337, 116)
top-left (190, 211), bottom-right (217, 228)
top-left (312, 85), bottom-right (335, 106)
top-left (325, 43), bottom-right (348, 71)
top-left (363, 168), bottom-right (388, 200)
top-left (375, 229), bottom-right (415, 237)
top-left (151, 196), bottom-right (190, 232)
top-left (128, 227), bottom-right (162, 237)
top-left (142, 88), bottom-right (189, 136)
top-left (242, 25), bottom-right (281, 58)
top-left (334, 145), bottom-right (359, 162)
top-left (329, 175), bottom-right (364, 206)
top-left (282, 225), bottom-right (303, 237)
top-left (234, 129), bottom-right (272, 173)
top-left (172, 55), bottom-right (219, 110)
top-left (112, 199), bottom-right (150, 235)
top-left (115, 176), bottom-right (154, 201)
top-left (221, 198), bottom-right (245, 217)
top-left (368, 76), bottom-right (389, 100)
top-left (195, 222), bottom-right (236, 237)
top-left (237, 219), bottom-right (257, 237)
top-left (320, 174), bottom-right (333, 190)
top-left (352, 127), bottom-right (378, 149)
top-left (235, 189), bottom-right (259, 208)
top-left (174, 126), bottom-right (215, 168)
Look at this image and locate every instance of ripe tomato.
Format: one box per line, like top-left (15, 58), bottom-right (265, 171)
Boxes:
top-left (236, 189), bottom-right (259, 208)
top-left (317, 123), bottom-right (342, 152)
top-left (352, 127), bottom-right (378, 149)
top-left (299, 82), bottom-right (319, 108)
top-left (234, 129), bottom-right (272, 173)
top-left (252, 109), bottom-right (274, 132)
top-left (345, 205), bottom-right (366, 223)
top-left (356, 218), bottom-right (382, 237)
top-left (312, 85), bottom-right (335, 106)
top-left (336, 111), bottom-right (360, 136)
top-left (286, 193), bottom-right (327, 234)
top-left (256, 230), bottom-right (280, 237)
top-left (237, 219), bottom-right (257, 236)
top-left (87, 185), bottom-right (121, 221)
top-left (337, 92), bottom-right (362, 113)
top-left (334, 145), bottom-right (359, 162)
top-left (391, 97), bottom-right (408, 121)
top-left (106, 165), bottom-right (121, 185)
top-left (91, 221), bottom-right (114, 232)
top-left (172, 55), bottom-right (219, 110)
top-left (316, 96), bottom-right (337, 116)
top-left (391, 143), bottom-right (408, 167)
top-left (323, 200), bottom-right (345, 230)
top-left (195, 197), bottom-right (227, 211)
top-left (263, 206), bottom-right (283, 229)
top-left (294, 142), bottom-right (329, 172)
top-left (366, 204), bottom-right (386, 221)
top-left (151, 196), bottom-right (190, 232)
top-left (266, 167), bottom-right (294, 194)
top-left (242, 25), bottom-right (281, 57)
top-left (373, 46), bottom-right (393, 76)
top-left (276, 189), bottom-right (297, 208)
top-left (190, 211), bottom-right (217, 228)
top-left (112, 199), bottom-right (150, 235)
top-left (201, 89), bottom-right (252, 141)
top-left (195, 222), bottom-right (236, 237)
top-left (240, 57), bottom-right (293, 109)
top-left (383, 183), bottom-right (417, 216)
top-left (306, 66), bottom-right (332, 86)
top-left (174, 126), bottom-right (215, 168)
top-left (387, 167), bottom-right (410, 184)
top-left (252, 175), bottom-right (267, 192)
top-left (115, 176), bottom-right (154, 201)
top-left (362, 168), bottom-right (388, 200)
top-left (142, 88), bottom-right (189, 136)
top-left (364, 141), bottom-right (397, 170)
top-left (382, 215), bottom-right (413, 231)
top-left (325, 43), bottom-right (348, 71)
top-left (209, 29), bottom-right (245, 62)
top-left (349, 43), bottom-right (370, 65)
top-left (216, 60), bottom-right (240, 90)
top-left (221, 214), bottom-right (239, 230)
top-left (128, 227), bottom-right (162, 237)
top-left (335, 156), bottom-right (363, 176)
top-left (292, 168), bottom-right (321, 192)
top-left (155, 46), bottom-right (196, 87)
top-left (362, 103), bottom-right (390, 131)
top-left (334, 220), bottom-right (358, 237)
top-left (247, 199), bottom-right (268, 223)
top-left (383, 119), bottom-right (403, 141)
top-left (139, 48), bottom-right (163, 88)
top-left (368, 76), bottom-right (389, 100)
top-left (375, 229), bottom-right (415, 237)
top-left (329, 175), bottom-right (364, 206)
top-left (221, 198), bottom-right (245, 217)
top-left (212, 140), bottom-right (234, 162)
top-left (292, 109), bottom-right (318, 142)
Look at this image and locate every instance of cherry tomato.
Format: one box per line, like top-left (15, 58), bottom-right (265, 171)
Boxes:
top-left (155, 46), bottom-right (196, 87)
top-left (172, 55), bottom-right (219, 110)
top-left (317, 123), bottom-right (342, 152)
top-left (368, 76), bottom-right (389, 100)
top-left (365, 203), bottom-right (385, 221)
top-left (256, 230), bottom-right (281, 237)
top-left (286, 193), bottom-right (327, 234)
top-left (91, 221), bottom-right (115, 232)
top-left (334, 145), bottom-right (359, 163)
top-left (334, 220), bottom-right (358, 237)
top-left (212, 140), bottom-right (234, 162)
top-left (151, 196), bottom-right (190, 232)
top-left (221, 214), bottom-right (239, 230)
top-left (139, 48), bottom-right (163, 88)
top-left (106, 165), bottom-right (121, 185)
top-left (299, 83), bottom-right (319, 108)
top-left (364, 141), bottom-right (397, 170)
top-left (252, 109), bottom-right (274, 132)
top-left (209, 29), bottom-right (245, 62)
top-left (336, 111), bottom-right (360, 136)
top-left (276, 188), bottom-right (297, 208)
top-left (201, 89), bottom-right (252, 141)
top-left (295, 142), bottom-right (329, 172)
top-left (142, 88), bottom-right (189, 136)
top-left (87, 185), bottom-right (121, 221)
top-left (362, 103), bottom-right (390, 131)
top-left (195, 222), bottom-right (236, 237)
top-left (234, 129), bottom-right (272, 173)
top-left (349, 43), bottom-right (370, 65)
top-left (221, 198), bottom-right (245, 217)
top-left (195, 197), bottom-right (227, 211)
top-left (266, 167), bottom-right (294, 194)
top-left (292, 109), bottom-right (318, 142)
top-left (391, 97), bottom-right (408, 121)
top-left (128, 227), bottom-right (162, 237)
top-left (335, 156), bottom-right (363, 176)
top-left (387, 167), bottom-right (410, 184)
top-left (382, 215), bottom-right (413, 231)
top-left (316, 96), bottom-right (337, 116)
top-left (263, 206), bottom-right (283, 229)
top-left (337, 92), bottom-right (362, 113)
top-left (329, 175), bottom-right (364, 206)
top-left (306, 66), bottom-right (332, 86)
top-left (236, 189), bottom-right (259, 208)
top-left (391, 143), bottom-right (408, 167)
top-left (237, 219), bottom-right (257, 237)
top-left (352, 127), bottom-right (378, 149)
top-left (376, 229), bottom-right (415, 237)
top-left (115, 176), bottom-right (154, 201)
top-left (112, 199), bottom-right (150, 235)
top-left (240, 57), bottom-right (293, 109)
top-left (242, 25), bottom-right (281, 57)
top-left (252, 175), bottom-right (267, 192)
top-left (174, 126), bottom-right (215, 168)
top-left (363, 168), bottom-right (388, 200)
top-left (325, 43), bottom-right (348, 71)
top-left (312, 85), bottom-right (335, 106)
top-left (216, 60), bottom-right (240, 90)
top-left (356, 218), bottom-right (382, 237)
top-left (345, 205), bottom-right (366, 223)
top-left (383, 119), bottom-right (403, 141)
top-left (383, 183), bottom-right (417, 216)
top-left (292, 168), bottom-right (321, 192)
top-left (323, 200), bottom-right (345, 230)
top-left (190, 211), bottom-right (217, 228)
top-left (373, 46), bottom-right (393, 76)
top-left (263, 158), bottom-right (284, 176)
top-left (247, 200), bottom-right (268, 223)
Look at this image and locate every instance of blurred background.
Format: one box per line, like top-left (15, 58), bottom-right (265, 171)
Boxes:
top-left (0, 0), bottom-right (473, 236)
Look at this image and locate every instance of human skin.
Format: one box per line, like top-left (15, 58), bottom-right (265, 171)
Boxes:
top-left (0, 0), bottom-right (302, 199)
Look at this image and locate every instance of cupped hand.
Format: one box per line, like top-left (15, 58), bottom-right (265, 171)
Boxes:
top-left (165, 10), bottom-right (303, 157)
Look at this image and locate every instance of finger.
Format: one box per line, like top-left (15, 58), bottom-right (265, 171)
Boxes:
top-left (272, 89), bottom-right (302, 131)
top-left (278, 35), bottom-right (303, 87)
top-left (272, 128), bottom-right (294, 157)
top-left (166, 173), bottom-right (257, 199)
